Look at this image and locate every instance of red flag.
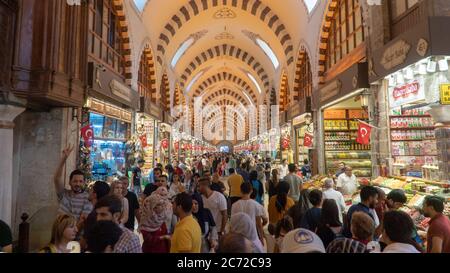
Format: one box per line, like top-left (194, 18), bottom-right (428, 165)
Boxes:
top-left (281, 137), bottom-right (290, 149)
top-left (356, 122), bottom-right (372, 145)
top-left (161, 139), bottom-right (169, 149)
top-left (81, 125), bottom-right (94, 147)
top-left (304, 133), bottom-right (313, 147)
top-left (140, 135), bottom-right (147, 148)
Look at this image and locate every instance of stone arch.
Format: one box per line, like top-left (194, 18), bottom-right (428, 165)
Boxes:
top-left (137, 43), bottom-right (157, 102)
top-left (180, 44), bottom-right (270, 90)
top-left (112, 0), bottom-right (133, 85)
top-left (191, 71), bottom-right (258, 103)
top-left (156, 0), bottom-right (294, 66)
top-left (279, 71), bottom-right (290, 113)
top-left (160, 73), bottom-right (170, 112)
top-left (202, 88), bottom-right (249, 107)
top-left (294, 45), bottom-right (313, 102)
top-left (317, 0), bottom-right (366, 83)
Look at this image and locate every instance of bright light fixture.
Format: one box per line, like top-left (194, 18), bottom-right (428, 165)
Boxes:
top-left (133, 0), bottom-right (148, 11)
top-left (388, 75), bottom-right (396, 87)
top-left (403, 67), bottom-right (414, 80)
top-left (256, 38), bottom-right (279, 69)
top-left (427, 58), bottom-right (437, 73)
top-left (303, 0), bottom-right (319, 12)
top-left (171, 37), bottom-right (195, 68)
top-left (247, 73), bottom-right (262, 94)
top-left (242, 91), bottom-right (253, 105)
top-left (396, 72), bottom-right (405, 85)
top-left (418, 63), bottom-right (427, 75)
top-left (438, 57), bottom-right (449, 71)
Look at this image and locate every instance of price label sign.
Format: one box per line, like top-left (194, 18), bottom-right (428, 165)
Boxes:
top-left (440, 84), bottom-right (450, 105)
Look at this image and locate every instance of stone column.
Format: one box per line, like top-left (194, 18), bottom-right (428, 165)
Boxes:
top-left (0, 100), bottom-right (26, 226)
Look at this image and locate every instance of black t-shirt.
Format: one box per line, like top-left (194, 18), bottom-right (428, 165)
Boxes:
top-left (83, 210), bottom-right (97, 240)
top-left (125, 191), bottom-right (140, 230)
top-left (132, 167), bottom-right (142, 186)
top-left (144, 184), bottom-right (158, 197)
top-left (0, 220), bottom-right (12, 250)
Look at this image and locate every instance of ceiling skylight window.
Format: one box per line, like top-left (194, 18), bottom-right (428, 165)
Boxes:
top-left (133, 0), bottom-right (148, 12)
top-left (242, 91), bottom-right (253, 105)
top-left (171, 37), bottom-right (195, 68)
top-left (186, 71), bottom-right (204, 92)
top-left (255, 38), bottom-right (279, 69)
top-left (303, 0), bottom-right (319, 13)
top-left (247, 73), bottom-right (263, 94)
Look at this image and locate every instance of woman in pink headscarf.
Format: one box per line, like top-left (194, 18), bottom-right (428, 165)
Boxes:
top-left (139, 187), bottom-right (172, 253)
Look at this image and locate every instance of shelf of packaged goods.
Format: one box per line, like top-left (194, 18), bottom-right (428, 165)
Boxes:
top-left (392, 154), bottom-right (438, 157)
top-left (328, 167), bottom-right (372, 170)
top-left (389, 115), bottom-right (432, 118)
top-left (325, 118), bottom-right (369, 120)
top-left (93, 137), bottom-right (127, 142)
top-left (390, 127), bottom-right (436, 130)
top-left (325, 129), bottom-right (359, 132)
top-left (325, 149), bottom-right (371, 152)
top-left (391, 139), bottom-right (436, 142)
top-left (324, 139), bottom-right (353, 142)
top-left (390, 176), bottom-right (449, 186)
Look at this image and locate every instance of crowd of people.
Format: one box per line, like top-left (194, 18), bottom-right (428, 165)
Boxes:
top-left (1, 146), bottom-right (449, 254)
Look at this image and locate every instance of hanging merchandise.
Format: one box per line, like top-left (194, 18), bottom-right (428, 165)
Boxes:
top-left (356, 121), bottom-right (372, 145)
top-left (81, 125), bottom-right (94, 148)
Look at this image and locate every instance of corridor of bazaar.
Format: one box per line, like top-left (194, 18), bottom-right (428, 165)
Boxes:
top-left (0, 0), bottom-right (449, 255)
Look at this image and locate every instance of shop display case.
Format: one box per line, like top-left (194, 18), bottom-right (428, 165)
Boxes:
top-left (324, 109), bottom-right (372, 177)
top-left (389, 107), bottom-right (439, 178)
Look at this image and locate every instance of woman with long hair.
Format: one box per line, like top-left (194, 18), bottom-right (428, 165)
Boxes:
top-left (268, 181), bottom-right (295, 225)
top-left (40, 214), bottom-right (78, 253)
top-left (249, 170), bottom-right (264, 205)
top-left (315, 199), bottom-right (343, 248)
top-left (268, 169), bottom-right (279, 198)
top-left (287, 189), bottom-right (312, 229)
top-left (110, 180), bottom-right (129, 226)
top-left (191, 193), bottom-right (219, 253)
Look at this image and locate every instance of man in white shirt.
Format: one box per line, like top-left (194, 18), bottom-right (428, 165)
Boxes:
top-left (231, 182), bottom-right (265, 246)
top-left (278, 159), bottom-right (289, 179)
top-left (322, 178), bottom-right (346, 223)
top-left (199, 177), bottom-right (228, 236)
top-left (336, 167), bottom-right (358, 196)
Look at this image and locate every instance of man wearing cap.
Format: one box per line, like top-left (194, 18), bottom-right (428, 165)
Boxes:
top-left (280, 228), bottom-right (326, 253)
top-left (131, 160), bottom-right (145, 195)
top-left (322, 179), bottom-right (346, 223)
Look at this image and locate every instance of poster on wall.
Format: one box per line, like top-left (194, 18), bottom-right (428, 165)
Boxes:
top-left (389, 79), bottom-right (425, 108)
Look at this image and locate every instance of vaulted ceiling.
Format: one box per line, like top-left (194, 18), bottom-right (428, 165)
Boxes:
top-left (138, 0), bottom-right (319, 142)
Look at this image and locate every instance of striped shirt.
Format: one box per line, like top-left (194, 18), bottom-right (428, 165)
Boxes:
top-left (58, 190), bottom-right (92, 221)
top-left (326, 238), bottom-right (368, 253)
top-left (114, 226), bottom-right (142, 253)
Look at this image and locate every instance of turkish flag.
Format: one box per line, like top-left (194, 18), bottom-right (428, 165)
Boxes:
top-left (304, 133), bottom-right (313, 148)
top-left (140, 135), bottom-right (147, 148)
top-left (81, 125), bottom-right (94, 147)
top-left (356, 122), bottom-right (372, 145)
top-left (161, 139), bottom-right (169, 149)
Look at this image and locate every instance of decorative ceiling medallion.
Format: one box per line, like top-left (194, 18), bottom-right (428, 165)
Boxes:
top-left (213, 7), bottom-right (237, 19)
top-left (191, 29), bottom-right (209, 41)
top-left (242, 30), bottom-right (258, 42)
top-left (215, 32), bottom-right (235, 40)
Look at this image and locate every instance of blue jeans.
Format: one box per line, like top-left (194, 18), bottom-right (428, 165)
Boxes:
top-left (133, 185), bottom-right (141, 195)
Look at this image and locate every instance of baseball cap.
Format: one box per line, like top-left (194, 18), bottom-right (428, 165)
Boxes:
top-left (280, 228), bottom-right (326, 253)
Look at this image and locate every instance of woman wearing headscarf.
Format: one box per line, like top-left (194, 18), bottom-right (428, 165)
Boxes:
top-left (139, 193), bottom-right (171, 253)
top-left (149, 187), bottom-right (175, 234)
top-left (230, 213), bottom-right (265, 253)
top-left (191, 193), bottom-right (219, 253)
top-left (287, 189), bottom-right (312, 229)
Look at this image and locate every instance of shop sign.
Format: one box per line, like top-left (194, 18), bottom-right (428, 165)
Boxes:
top-left (110, 80), bottom-right (132, 102)
top-left (381, 40), bottom-right (411, 70)
top-left (389, 80), bottom-right (425, 108)
top-left (440, 84), bottom-right (450, 105)
top-left (320, 80), bottom-right (341, 103)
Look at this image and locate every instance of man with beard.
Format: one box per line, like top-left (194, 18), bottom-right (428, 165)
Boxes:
top-left (342, 186), bottom-right (378, 238)
top-left (53, 145), bottom-right (93, 232)
top-left (422, 196), bottom-right (450, 253)
top-left (144, 168), bottom-right (163, 197)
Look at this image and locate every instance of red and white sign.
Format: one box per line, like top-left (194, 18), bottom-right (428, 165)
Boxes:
top-left (81, 125), bottom-right (94, 148)
top-left (389, 80), bottom-right (425, 108)
top-left (140, 135), bottom-right (147, 148)
top-left (304, 133), bottom-right (313, 148)
top-left (356, 122), bottom-right (372, 145)
top-left (161, 139), bottom-right (169, 149)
